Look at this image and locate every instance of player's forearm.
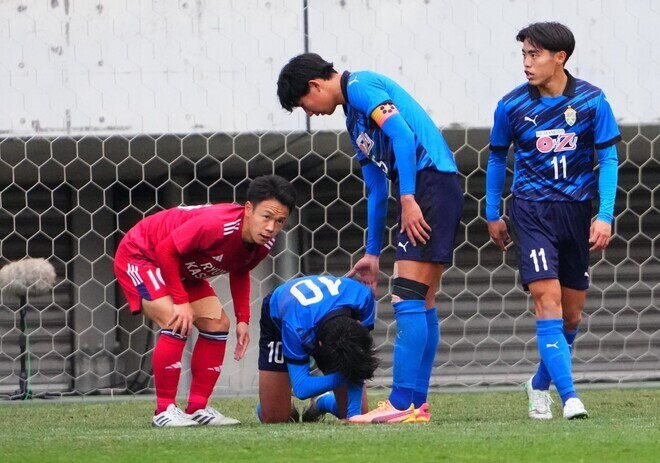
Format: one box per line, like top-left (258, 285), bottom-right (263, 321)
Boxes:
top-left (154, 238), bottom-right (188, 304)
top-left (363, 163), bottom-right (388, 255)
top-left (229, 271), bottom-right (251, 324)
top-left (345, 382), bottom-right (364, 418)
top-left (287, 362), bottom-right (344, 400)
top-left (485, 150), bottom-right (508, 221)
top-left (596, 145), bottom-right (619, 224)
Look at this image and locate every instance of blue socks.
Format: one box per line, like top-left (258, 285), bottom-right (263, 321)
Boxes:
top-left (413, 308), bottom-right (440, 407)
top-left (389, 299), bottom-right (427, 410)
top-left (536, 319), bottom-right (578, 404)
top-left (532, 328), bottom-right (578, 391)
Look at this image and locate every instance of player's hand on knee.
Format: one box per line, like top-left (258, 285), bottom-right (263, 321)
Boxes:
top-left (400, 195), bottom-right (431, 246)
top-left (168, 302), bottom-right (194, 337)
top-left (347, 254), bottom-right (380, 294)
top-left (234, 321), bottom-right (250, 360)
top-left (589, 219), bottom-right (612, 251)
top-left (488, 219), bottom-right (511, 251)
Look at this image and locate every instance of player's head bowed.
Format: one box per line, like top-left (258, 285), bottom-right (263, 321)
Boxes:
top-left (277, 53), bottom-right (336, 112)
top-left (314, 315), bottom-right (379, 386)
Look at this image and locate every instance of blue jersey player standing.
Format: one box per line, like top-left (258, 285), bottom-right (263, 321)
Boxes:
top-left (277, 54), bottom-right (464, 423)
top-left (257, 275), bottom-right (378, 423)
top-left (486, 22), bottom-right (620, 420)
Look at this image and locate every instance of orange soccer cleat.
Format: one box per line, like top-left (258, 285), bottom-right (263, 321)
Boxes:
top-left (348, 400), bottom-right (416, 423)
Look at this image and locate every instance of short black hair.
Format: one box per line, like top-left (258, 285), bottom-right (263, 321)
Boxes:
top-left (247, 175), bottom-right (297, 212)
top-left (517, 22), bottom-right (575, 63)
top-left (314, 315), bottom-right (379, 386)
top-left (277, 53), bottom-right (337, 112)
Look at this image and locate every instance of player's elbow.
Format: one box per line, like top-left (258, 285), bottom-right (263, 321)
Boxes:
top-left (291, 383), bottom-right (313, 400)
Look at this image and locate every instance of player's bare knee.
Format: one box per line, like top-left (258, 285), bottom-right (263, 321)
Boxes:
top-left (563, 312), bottom-right (582, 331)
top-left (194, 316), bottom-right (230, 332)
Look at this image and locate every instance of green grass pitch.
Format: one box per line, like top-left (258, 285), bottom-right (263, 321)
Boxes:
top-left (1, 388), bottom-right (659, 462)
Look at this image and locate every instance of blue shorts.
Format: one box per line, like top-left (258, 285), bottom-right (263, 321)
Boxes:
top-left (258, 294), bottom-right (288, 373)
top-left (393, 170), bottom-right (463, 264)
top-left (509, 198), bottom-right (591, 290)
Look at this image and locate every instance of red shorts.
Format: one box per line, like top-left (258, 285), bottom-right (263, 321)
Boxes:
top-left (114, 241), bottom-right (216, 314)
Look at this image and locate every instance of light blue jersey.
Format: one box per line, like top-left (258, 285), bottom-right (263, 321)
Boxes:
top-left (342, 70), bottom-right (457, 192)
top-left (268, 276), bottom-right (375, 364)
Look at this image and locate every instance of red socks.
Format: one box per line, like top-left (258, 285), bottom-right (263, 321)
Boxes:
top-left (185, 331), bottom-right (228, 414)
top-left (153, 330), bottom-right (187, 414)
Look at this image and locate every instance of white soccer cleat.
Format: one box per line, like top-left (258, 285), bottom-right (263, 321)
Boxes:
top-left (152, 404), bottom-right (199, 428)
top-left (563, 397), bottom-right (589, 420)
top-left (525, 377), bottom-right (553, 420)
top-left (189, 406), bottom-right (241, 426)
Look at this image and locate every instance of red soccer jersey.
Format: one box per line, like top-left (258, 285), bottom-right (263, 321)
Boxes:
top-left (121, 203), bottom-right (275, 323)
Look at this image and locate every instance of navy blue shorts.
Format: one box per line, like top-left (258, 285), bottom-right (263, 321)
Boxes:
top-left (258, 294), bottom-right (288, 373)
top-left (393, 170), bottom-right (463, 264)
top-left (509, 198), bottom-right (591, 290)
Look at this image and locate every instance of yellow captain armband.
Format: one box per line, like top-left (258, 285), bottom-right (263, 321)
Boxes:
top-left (370, 103), bottom-right (399, 127)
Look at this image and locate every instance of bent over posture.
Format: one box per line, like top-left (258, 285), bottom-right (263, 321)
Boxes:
top-left (277, 54), bottom-right (463, 423)
top-left (114, 175), bottom-right (296, 427)
top-left (258, 275), bottom-right (379, 423)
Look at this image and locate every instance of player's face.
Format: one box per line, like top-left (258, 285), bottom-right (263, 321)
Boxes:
top-left (243, 199), bottom-right (290, 245)
top-left (298, 80), bottom-right (337, 117)
top-left (521, 39), bottom-right (565, 87)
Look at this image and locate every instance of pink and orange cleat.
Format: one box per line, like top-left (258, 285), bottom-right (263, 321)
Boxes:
top-left (414, 402), bottom-right (431, 422)
top-left (348, 400), bottom-right (416, 423)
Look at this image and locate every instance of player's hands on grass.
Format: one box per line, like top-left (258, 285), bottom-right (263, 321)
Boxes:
top-left (168, 302), bottom-right (194, 337)
top-left (234, 321), bottom-right (250, 360)
top-left (347, 254), bottom-right (380, 294)
top-left (400, 194), bottom-right (431, 246)
top-left (488, 219), bottom-right (511, 251)
top-left (589, 219), bottom-right (612, 251)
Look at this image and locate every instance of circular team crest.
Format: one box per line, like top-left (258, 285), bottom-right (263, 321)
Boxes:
top-left (564, 105), bottom-right (577, 126)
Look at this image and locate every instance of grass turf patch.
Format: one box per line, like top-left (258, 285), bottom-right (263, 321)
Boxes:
top-left (1, 388), bottom-right (659, 462)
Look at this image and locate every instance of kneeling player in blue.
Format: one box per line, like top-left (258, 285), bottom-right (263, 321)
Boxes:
top-left (486, 22), bottom-right (620, 420)
top-left (278, 53), bottom-right (463, 423)
top-left (257, 275), bottom-right (379, 423)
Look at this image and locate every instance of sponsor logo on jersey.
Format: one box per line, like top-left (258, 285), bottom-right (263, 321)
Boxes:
top-left (535, 128), bottom-right (578, 154)
top-left (524, 115), bottom-right (538, 126)
top-left (564, 105), bottom-right (577, 126)
top-left (185, 261), bottom-right (227, 279)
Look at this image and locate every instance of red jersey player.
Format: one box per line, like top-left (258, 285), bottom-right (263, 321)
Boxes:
top-left (114, 175), bottom-right (297, 427)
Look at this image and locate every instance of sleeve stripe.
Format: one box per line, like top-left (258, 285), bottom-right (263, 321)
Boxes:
top-left (370, 102), bottom-right (400, 127)
top-left (595, 134), bottom-right (622, 150)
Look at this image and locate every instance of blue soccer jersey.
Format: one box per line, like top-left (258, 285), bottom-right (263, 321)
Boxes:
top-left (486, 71), bottom-right (620, 220)
top-left (341, 70), bottom-right (458, 189)
top-left (268, 276), bottom-right (375, 364)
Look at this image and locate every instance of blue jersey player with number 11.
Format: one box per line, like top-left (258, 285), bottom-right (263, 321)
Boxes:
top-left (486, 22), bottom-right (620, 420)
top-left (277, 54), bottom-right (464, 423)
